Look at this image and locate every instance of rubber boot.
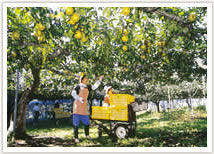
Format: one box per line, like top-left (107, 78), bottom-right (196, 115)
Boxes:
top-left (84, 125), bottom-right (89, 137)
top-left (73, 126), bottom-right (79, 139)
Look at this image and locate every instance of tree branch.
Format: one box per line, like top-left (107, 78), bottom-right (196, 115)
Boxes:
top-left (46, 67), bottom-right (64, 75)
top-left (155, 9), bottom-right (185, 24)
top-left (46, 46), bottom-right (70, 62)
top-left (141, 7), bottom-right (188, 27)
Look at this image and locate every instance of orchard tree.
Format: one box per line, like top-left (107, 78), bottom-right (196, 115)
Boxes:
top-left (7, 7), bottom-right (99, 138)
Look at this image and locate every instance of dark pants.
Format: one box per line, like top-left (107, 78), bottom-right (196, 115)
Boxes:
top-left (34, 111), bottom-right (39, 123)
top-left (73, 114), bottom-right (90, 139)
top-left (74, 125), bottom-right (89, 139)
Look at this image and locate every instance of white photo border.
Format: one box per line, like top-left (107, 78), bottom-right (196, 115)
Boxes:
top-left (2, 2), bottom-right (213, 152)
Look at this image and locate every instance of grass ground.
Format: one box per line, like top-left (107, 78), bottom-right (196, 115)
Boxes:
top-left (8, 107), bottom-right (207, 147)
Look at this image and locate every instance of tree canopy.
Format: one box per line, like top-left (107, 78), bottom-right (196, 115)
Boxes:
top-left (7, 7), bottom-right (207, 98)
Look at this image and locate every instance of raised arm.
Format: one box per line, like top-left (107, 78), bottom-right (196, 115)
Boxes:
top-left (91, 75), bottom-right (104, 90)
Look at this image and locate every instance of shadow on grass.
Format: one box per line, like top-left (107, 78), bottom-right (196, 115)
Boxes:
top-left (27, 118), bottom-right (73, 129)
top-left (9, 111), bottom-right (207, 147)
top-left (8, 136), bottom-right (76, 147)
top-left (134, 115), bottom-right (207, 147)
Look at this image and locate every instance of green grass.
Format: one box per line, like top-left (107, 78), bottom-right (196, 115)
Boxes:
top-left (8, 107), bottom-right (207, 147)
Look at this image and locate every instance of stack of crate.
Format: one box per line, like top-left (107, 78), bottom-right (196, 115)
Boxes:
top-left (91, 94), bottom-right (135, 121)
top-left (109, 94), bottom-right (135, 121)
top-left (91, 106), bottom-right (110, 120)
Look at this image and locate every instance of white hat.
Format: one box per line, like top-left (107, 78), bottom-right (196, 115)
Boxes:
top-left (104, 86), bottom-right (112, 93)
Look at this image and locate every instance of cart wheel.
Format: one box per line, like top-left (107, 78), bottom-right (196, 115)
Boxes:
top-left (115, 125), bottom-right (128, 139)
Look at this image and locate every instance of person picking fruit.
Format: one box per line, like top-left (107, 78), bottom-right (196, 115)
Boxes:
top-left (71, 73), bottom-right (104, 143)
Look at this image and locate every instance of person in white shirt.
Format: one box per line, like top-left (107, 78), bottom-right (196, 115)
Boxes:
top-left (71, 73), bottom-right (103, 143)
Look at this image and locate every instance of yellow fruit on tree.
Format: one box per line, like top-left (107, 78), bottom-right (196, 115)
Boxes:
top-left (38, 37), bottom-right (43, 42)
top-left (64, 70), bottom-right (70, 75)
top-left (81, 33), bottom-right (88, 42)
top-left (15, 8), bottom-right (21, 15)
top-left (66, 7), bottom-right (73, 16)
top-left (38, 33), bottom-right (45, 42)
top-left (141, 55), bottom-right (146, 59)
top-left (147, 42), bottom-right (151, 47)
top-left (12, 31), bottom-right (20, 40)
top-left (122, 35), bottom-right (128, 42)
top-left (34, 32), bottom-right (39, 37)
top-left (141, 45), bottom-right (146, 49)
top-left (98, 40), bottom-right (103, 45)
top-left (179, 11), bottom-right (184, 16)
top-left (74, 24), bottom-right (78, 29)
top-left (123, 45), bottom-right (128, 51)
top-left (36, 30), bottom-right (42, 36)
top-left (121, 7), bottom-right (130, 16)
top-left (26, 64), bottom-right (31, 70)
top-left (71, 13), bottom-right (80, 23)
top-left (123, 29), bottom-right (128, 35)
top-left (11, 52), bottom-right (17, 57)
top-left (82, 36), bottom-right (88, 43)
top-left (157, 42), bottom-right (162, 47)
top-left (50, 14), bottom-right (54, 18)
top-left (38, 23), bottom-right (45, 31)
top-left (74, 30), bottom-right (82, 39)
top-left (68, 19), bottom-right (75, 25)
top-left (38, 47), bottom-right (42, 51)
top-left (161, 41), bottom-right (166, 47)
top-left (42, 44), bottom-right (48, 48)
top-left (158, 48), bottom-right (162, 53)
top-left (42, 47), bottom-right (46, 54)
top-left (188, 13), bottom-right (196, 22)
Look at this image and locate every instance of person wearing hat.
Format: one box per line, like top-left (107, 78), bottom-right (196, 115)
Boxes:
top-left (71, 73), bottom-right (103, 143)
top-left (103, 86), bottom-right (116, 106)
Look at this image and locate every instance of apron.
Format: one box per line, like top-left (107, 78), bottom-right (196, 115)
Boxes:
top-left (73, 87), bottom-right (89, 115)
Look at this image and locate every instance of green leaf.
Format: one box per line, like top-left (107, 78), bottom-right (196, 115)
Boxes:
top-left (179, 11), bottom-right (185, 16)
top-left (142, 16), bottom-right (147, 21)
top-left (160, 16), bottom-right (164, 20)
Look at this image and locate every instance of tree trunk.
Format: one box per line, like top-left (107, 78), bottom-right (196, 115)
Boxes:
top-left (157, 103), bottom-right (160, 113)
top-left (167, 86), bottom-right (171, 112)
top-left (154, 101), bottom-right (160, 113)
top-left (14, 68), bottom-right (41, 139)
top-left (189, 95), bottom-right (194, 120)
top-left (14, 90), bottom-right (30, 139)
top-left (186, 98), bottom-right (192, 109)
top-left (186, 89), bottom-right (194, 120)
top-left (7, 95), bottom-right (15, 130)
